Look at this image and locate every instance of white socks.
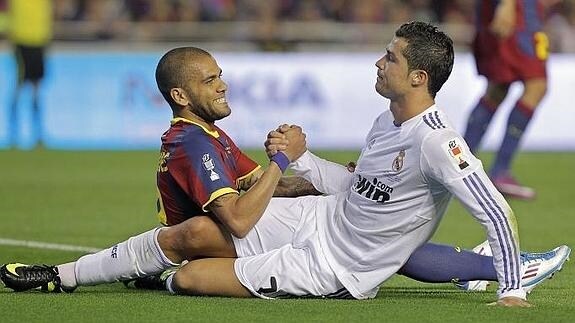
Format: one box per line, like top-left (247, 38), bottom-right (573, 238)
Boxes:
top-left (59, 227), bottom-right (177, 287)
top-left (57, 262), bottom-right (77, 288)
top-left (165, 273), bottom-right (177, 294)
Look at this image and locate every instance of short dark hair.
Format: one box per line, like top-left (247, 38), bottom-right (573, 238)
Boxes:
top-left (155, 47), bottom-right (211, 106)
top-left (395, 21), bottom-right (454, 98)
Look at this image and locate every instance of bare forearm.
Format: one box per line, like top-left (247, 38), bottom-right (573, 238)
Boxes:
top-left (274, 176), bottom-right (322, 197)
top-left (211, 124), bottom-right (308, 238)
top-left (236, 163), bottom-right (283, 221)
top-left (491, 0), bottom-right (516, 38)
top-left (211, 163), bottom-right (283, 238)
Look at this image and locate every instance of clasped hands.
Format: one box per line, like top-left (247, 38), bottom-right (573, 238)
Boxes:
top-left (265, 124), bottom-right (307, 163)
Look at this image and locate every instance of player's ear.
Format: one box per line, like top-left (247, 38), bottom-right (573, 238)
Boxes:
top-left (170, 87), bottom-right (190, 106)
top-left (410, 70), bottom-right (427, 87)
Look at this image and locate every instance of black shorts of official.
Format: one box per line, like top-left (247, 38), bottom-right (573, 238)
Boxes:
top-left (14, 44), bottom-right (46, 82)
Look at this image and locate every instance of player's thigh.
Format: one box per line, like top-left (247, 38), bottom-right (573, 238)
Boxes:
top-left (473, 33), bottom-right (515, 84)
top-left (233, 196), bottom-right (317, 257)
top-left (16, 45), bottom-right (45, 82)
top-left (504, 33), bottom-right (547, 85)
top-left (520, 78), bottom-right (547, 107)
top-left (160, 216), bottom-right (236, 262)
top-left (173, 258), bottom-right (252, 297)
top-left (485, 82), bottom-right (511, 105)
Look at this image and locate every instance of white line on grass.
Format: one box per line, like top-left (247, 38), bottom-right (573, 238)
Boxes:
top-left (0, 238), bottom-right (101, 253)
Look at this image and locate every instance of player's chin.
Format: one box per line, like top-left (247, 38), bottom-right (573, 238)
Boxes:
top-left (375, 84), bottom-right (386, 97)
top-left (375, 77), bottom-right (385, 89)
top-left (216, 106), bottom-right (232, 119)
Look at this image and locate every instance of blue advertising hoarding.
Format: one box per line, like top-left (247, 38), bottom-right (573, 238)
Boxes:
top-left (1, 51), bottom-right (574, 150)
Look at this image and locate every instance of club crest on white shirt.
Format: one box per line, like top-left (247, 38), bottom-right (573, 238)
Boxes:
top-left (202, 153), bottom-right (221, 181)
top-left (442, 138), bottom-right (470, 172)
top-left (392, 150), bottom-right (405, 172)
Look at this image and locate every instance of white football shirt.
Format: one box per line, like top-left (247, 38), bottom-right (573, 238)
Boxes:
top-left (291, 105), bottom-right (524, 300)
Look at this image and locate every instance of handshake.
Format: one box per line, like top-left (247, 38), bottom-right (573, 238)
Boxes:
top-left (265, 124), bottom-right (307, 168)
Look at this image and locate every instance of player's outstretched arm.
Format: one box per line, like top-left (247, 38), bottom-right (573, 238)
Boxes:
top-left (266, 124), bottom-right (355, 194)
top-left (208, 126), bottom-right (307, 238)
top-left (274, 176), bottom-right (322, 197)
top-left (420, 130), bottom-right (525, 302)
top-left (235, 164), bottom-right (321, 197)
top-left (290, 151), bottom-right (354, 194)
top-left (490, 0), bottom-right (516, 38)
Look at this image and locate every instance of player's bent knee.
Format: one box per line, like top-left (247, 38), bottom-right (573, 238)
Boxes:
top-left (522, 79), bottom-right (548, 105)
top-left (172, 262), bottom-right (211, 295)
top-left (172, 270), bottom-right (196, 295)
top-left (179, 216), bottom-right (222, 250)
top-left (486, 82), bottom-right (510, 104)
top-left (165, 216), bottom-right (226, 257)
top-left (157, 217), bottom-right (210, 261)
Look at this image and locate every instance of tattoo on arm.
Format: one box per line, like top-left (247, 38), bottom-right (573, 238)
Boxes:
top-left (274, 176), bottom-right (322, 197)
top-left (237, 169), bottom-right (263, 192)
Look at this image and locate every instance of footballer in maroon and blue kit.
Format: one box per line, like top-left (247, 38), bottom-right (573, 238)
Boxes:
top-left (157, 118), bottom-right (260, 226)
top-left (463, 0), bottom-right (552, 200)
top-left (473, 0), bottom-right (548, 83)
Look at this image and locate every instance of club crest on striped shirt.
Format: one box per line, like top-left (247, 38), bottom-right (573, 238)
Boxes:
top-left (443, 138), bottom-right (470, 171)
top-left (392, 150), bottom-right (405, 172)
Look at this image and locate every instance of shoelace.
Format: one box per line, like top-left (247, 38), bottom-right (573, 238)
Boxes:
top-left (520, 251), bottom-right (554, 264)
top-left (22, 265), bottom-right (57, 283)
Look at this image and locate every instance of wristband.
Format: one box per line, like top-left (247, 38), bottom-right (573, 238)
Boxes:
top-left (270, 151), bottom-right (290, 173)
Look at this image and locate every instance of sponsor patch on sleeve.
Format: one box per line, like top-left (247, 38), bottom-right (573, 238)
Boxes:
top-left (202, 153), bottom-right (221, 181)
top-left (442, 137), bottom-right (470, 172)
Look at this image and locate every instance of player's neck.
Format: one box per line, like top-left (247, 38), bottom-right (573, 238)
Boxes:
top-left (174, 111), bottom-right (216, 131)
top-left (389, 96), bottom-right (435, 125)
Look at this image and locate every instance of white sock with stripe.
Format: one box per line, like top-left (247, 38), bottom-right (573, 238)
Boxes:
top-left (70, 227), bottom-right (177, 286)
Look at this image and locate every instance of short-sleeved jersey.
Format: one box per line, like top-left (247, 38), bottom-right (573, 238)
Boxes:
top-left (473, 0), bottom-right (547, 82)
top-left (156, 118), bottom-right (260, 226)
top-left (8, 0), bottom-right (52, 46)
top-left (292, 105), bottom-right (523, 300)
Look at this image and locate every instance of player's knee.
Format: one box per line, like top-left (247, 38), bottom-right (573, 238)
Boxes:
top-left (157, 217), bottom-right (210, 262)
top-left (170, 216), bottom-right (218, 252)
top-left (522, 79), bottom-right (548, 105)
top-left (486, 83), bottom-right (509, 104)
top-left (172, 263), bottom-right (206, 295)
top-left (181, 216), bottom-right (219, 249)
top-left (157, 227), bottom-right (185, 263)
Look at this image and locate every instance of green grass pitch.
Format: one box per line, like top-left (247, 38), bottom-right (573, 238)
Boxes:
top-left (0, 150), bottom-right (573, 322)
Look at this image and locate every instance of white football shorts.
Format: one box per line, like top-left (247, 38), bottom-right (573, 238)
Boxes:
top-left (233, 195), bottom-right (354, 299)
top-left (232, 196), bottom-right (315, 257)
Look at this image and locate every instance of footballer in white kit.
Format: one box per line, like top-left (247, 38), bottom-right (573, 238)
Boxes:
top-left (233, 105), bottom-right (523, 300)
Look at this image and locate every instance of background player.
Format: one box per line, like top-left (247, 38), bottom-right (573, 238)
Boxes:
top-left (463, 0), bottom-right (559, 200)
